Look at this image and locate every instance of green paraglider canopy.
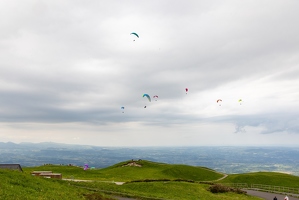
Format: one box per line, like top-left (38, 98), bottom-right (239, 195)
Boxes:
top-left (143, 94), bottom-right (151, 102)
top-left (130, 32), bottom-right (139, 38)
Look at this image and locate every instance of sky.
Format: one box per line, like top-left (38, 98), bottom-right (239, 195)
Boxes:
top-left (0, 0), bottom-right (299, 146)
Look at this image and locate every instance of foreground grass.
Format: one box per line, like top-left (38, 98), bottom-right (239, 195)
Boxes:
top-left (7, 160), bottom-right (299, 200)
top-left (0, 169), bottom-right (112, 200)
top-left (72, 181), bottom-right (262, 200)
top-left (217, 172), bottom-right (299, 188)
top-left (1, 168), bottom-right (262, 200)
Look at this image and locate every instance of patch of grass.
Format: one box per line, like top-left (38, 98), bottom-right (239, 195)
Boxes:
top-left (161, 164), bottom-right (222, 181)
top-left (0, 169), bottom-right (111, 200)
top-left (72, 181), bottom-right (261, 200)
top-left (24, 165), bottom-right (103, 180)
top-left (217, 172), bottom-right (299, 187)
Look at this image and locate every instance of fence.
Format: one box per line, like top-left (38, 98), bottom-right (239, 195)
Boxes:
top-left (221, 183), bottom-right (249, 188)
top-left (251, 184), bottom-right (299, 195)
top-left (222, 183), bottom-right (299, 196)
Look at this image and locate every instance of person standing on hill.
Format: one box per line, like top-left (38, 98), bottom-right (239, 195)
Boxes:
top-left (284, 195), bottom-right (289, 200)
top-left (273, 196), bottom-right (277, 200)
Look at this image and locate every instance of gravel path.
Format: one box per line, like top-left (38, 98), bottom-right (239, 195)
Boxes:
top-left (113, 190), bottom-right (299, 200)
top-left (245, 190), bottom-right (299, 200)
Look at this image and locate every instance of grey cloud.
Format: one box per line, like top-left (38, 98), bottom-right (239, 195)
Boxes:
top-left (208, 113), bottom-right (299, 134)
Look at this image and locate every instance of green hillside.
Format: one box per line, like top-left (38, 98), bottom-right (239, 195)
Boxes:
top-left (24, 160), bottom-right (224, 182)
top-left (72, 180), bottom-right (261, 200)
top-left (98, 160), bottom-right (224, 182)
top-left (4, 160), bottom-right (293, 199)
top-left (217, 171), bottom-right (299, 187)
top-left (0, 169), bottom-right (111, 200)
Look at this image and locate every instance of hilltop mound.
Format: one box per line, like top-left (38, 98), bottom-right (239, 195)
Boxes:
top-left (23, 160), bottom-right (225, 182)
top-left (121, 160), bottom-right (142, 167)
top-left (99, 160), bottom-right (224, 182)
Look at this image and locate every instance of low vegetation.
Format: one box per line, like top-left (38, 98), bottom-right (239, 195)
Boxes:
top-left (208, 184), bottom-right (246, 194)
top-left (71, 181), bottom-right (260, 200)
top-left (0, 169), bottom-right (92, 200)
top-left (217, 171), bottom-right (299, 188)
top-left (2, 159), bottom-right (299, 199)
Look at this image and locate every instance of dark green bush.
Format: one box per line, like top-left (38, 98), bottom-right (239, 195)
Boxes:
top-left (129, 178), bottom-right (171, 183)
top-left (83, 193), bottom-right (115, 200)
top-left (208, 184), bottom-right (246, 194)
top-left (209, 184), bottom-right (230, 193)
top-left (174, 178), bottom-right (195, 183)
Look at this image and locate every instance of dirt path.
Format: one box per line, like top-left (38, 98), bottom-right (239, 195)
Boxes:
top-left (215, 173), bottom-right (228, 181)
top-left (63, 179), bottom-right (125, 185)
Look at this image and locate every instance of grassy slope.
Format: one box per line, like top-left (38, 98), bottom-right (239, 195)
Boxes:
top-left (217, 172), bottom-right (299, 188)
top-left (0, 169), bottom-right (260, 200)
top-left (72, 181), bottom-right (261, 200)
top-left (7, 160), bottom-right (299, 200)
top-left (24, 160), bottom-right (224, 182)
top-left (99, 160), bottom-right (224, 181)
top-left (21, 160), bottom-right (262, 200)
top-left (0, 169), bottom-right (89, 200)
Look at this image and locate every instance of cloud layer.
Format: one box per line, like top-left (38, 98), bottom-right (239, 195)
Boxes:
top-left (0, 0), bottom-right (298, 146)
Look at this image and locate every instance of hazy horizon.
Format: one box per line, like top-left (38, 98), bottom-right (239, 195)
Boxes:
top-left (1, 143), bottom-right (298, 175)
top-left (1, 141), bottom-right (298, 148)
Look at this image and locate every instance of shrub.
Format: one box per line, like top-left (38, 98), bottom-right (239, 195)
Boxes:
top-left (83, 193), bottom-right (115, 200)
top-left (208, 184), bottom-right (246, 194)
top-left (129, 179), bottom-right (171, 183)
top-left (209, 184), bottom-right (230, 193)
top-left (174, 178), bottom-right (195, 183)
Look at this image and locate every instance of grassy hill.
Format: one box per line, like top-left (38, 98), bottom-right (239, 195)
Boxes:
top-left (216, 171), bottom-right (299, 188)
top-left (4, 160), bottom-right (298, 200)
top-left (24, 160), bottom-right (224, 182)
top-left (0, 169), bottom-right (111, 200)
top-left (95, 160), bottom-right (224, 182)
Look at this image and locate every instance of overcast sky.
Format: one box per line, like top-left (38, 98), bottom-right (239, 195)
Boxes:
top-left (0, 0), bottom-right (298, 146)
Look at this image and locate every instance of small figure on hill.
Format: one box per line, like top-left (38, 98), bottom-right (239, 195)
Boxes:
top-left (273, 196), bottom-right (277, 200)
top-left (284, 195), bottom-right (289, 200)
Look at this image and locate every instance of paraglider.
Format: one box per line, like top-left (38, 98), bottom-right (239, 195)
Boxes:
top-left (217, 99), bottom-right (222, 106)
top-left (153, 95), bottom-right (158, 101)
top-left (143, 94), bottom-right (151, 102)
top-left (84, 164), bottom-right (89, 170)
top-left (185, 88), bottom-right (188, 94)
top-left (143, 94), bottom-right (150, 108)
top-left (130, 32), bottom-right (139, 41)
top-left (121, 106), bottom-right (125, 113)
top-left (238, 99), bottom-right (242, 105)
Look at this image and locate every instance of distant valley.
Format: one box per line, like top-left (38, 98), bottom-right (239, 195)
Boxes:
top-left (1, 142), bottom-right (298, 176)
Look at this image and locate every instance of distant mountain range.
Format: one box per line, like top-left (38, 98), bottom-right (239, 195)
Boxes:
top-left (1, 142), bottom-right (299, 176)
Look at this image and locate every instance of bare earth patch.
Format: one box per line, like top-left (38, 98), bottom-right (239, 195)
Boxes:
top-left (122, 161), bottom-right (142, 167)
